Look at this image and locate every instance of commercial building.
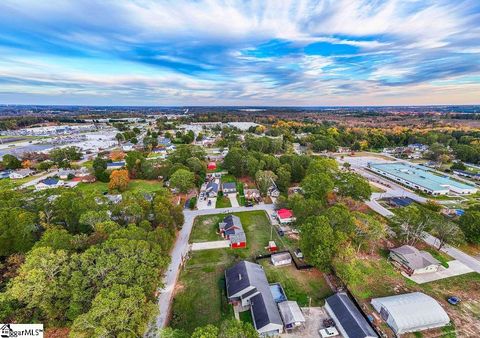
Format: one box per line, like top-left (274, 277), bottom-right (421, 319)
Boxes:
top-left (369, 162), bottom-right (477, 195)
top-left (371, 292), bottom-right (450, 334)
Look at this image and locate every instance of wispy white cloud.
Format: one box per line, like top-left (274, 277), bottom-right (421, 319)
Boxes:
top-left (0, 0), bottom-right (479, 105)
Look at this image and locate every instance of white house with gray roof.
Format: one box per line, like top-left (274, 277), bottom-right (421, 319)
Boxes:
top-left (389, 245), bottom-right (441, 276)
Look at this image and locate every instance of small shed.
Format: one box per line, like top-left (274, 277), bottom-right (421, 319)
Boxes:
top-left (207, 162), bottom-right (217, 170)
top-left (278, 301), bottom-right (305, 330)
top-left (271, 252), bottom-right (292, 266)
top-left (268, 241), bottom-right (278, 252)
top-left (371, 292), bottom-right (450, 334)
top-left (229, 232), bottom-right (246, 249)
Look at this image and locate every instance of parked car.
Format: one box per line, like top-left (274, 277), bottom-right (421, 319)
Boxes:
top-left (447, 296), bottom-right (461, 305)
top-left (245, 202), bottom-right (253, 207)
top-left (319, 327), bottom-right (339, 338)
top-left (207, 200), bottom-right (212, 206)
top-left (294, 248), bottom-right (303, 258)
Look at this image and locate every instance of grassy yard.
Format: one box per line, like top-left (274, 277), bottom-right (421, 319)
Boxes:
top-left (259, 260), bottom-right (333, 306)
top-left (172, 211), bottom-right (288, 332)
top-left (170, 249), bottom-right (235, 333)
top-left (370, 183), bottom-right (386, 193)
top-left (215, 195), bottom-right (232, 208)
top-left (75, 179), bottom-right (163, 194)
top-left (349, 249), bottom-right (480, 337)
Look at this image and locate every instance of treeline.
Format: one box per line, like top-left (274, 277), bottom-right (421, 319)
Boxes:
top-left (0, 186), bottom-right (183, 336)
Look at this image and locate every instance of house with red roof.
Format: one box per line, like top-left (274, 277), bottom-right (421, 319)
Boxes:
top-left (277, 209), bottom-right (295, 224)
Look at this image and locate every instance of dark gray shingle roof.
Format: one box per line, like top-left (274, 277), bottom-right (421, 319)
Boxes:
top-left (326, 292), bottom-right (378, 338)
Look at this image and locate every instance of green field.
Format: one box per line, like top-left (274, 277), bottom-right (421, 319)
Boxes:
top-left (215, 195), bottom-right (232, 208)
top-left (259, 260), bottom-right (333, 306)
top-left (75, 179), bottom-right (163, 194)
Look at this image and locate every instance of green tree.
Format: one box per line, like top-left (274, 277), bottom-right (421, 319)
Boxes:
top-left (301, 172), bottom-right (334, 204)
top-left (0, 207), bottom-right (36, 257)
top-left (218, 319), bottom-right (259, 338)
top-left (335, 172), bottom-right (372, 201)
top-left (255, 170), bottom-right (277, 196)
top-left (275, 165), bottom-right (291, 192)
top-left (299, 216), bottom-right (341, 271)
top-left (170, 169), bottom-right (195, 193)
top-left (191, 324), bottom-right (219, 338)
top-left (391, 205), bottom-right (435, 246)
top-left (2, 154), bottom-right (22, 169)
top-left (459, 209), bottom-right (480, 244)
top-left (71, 284), bottom-right (156, 338)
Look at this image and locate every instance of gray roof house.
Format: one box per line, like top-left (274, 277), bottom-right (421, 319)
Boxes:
top-left (389, 245), bottom-right (440, 276)
top-left (225, 261), bottom-right (283, 336)
top-left (205, 180), bottom-right (219, 197)
top-left (222, 182), bottom-right (237, 194)
top-left (325, 293), bottom-right (378, 338)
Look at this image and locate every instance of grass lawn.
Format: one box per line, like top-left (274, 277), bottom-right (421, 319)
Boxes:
top-left (221, 174), bottom-right (236, 183)
top-left (170, 249), bottom-right (235, 333)
top-left (370, 184), bottom-right (385, 193)
top-left (239, 310), bottom-right (254, 326)
top-left (75, 179), bottom-right (163, 194)
top-left (172, 211), bottom-right (288, 333)
top-left (215, 195), bottom-right (232, 208)
top-left (349, 249), bottom-right (480, 337)
top-left (259, 260), bottom-right (333, 306)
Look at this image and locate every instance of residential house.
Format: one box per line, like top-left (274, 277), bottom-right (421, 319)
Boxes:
top-left (245, 188), bottom-right (261, 201)
top-left (325, 293), bottom-right (378, 338)
top-left (58, 168), bottom-right (76, 180)
top-left (9, 168), bottom-right (34, 179)
top-left (225, 261), bottom-right (284, 336)
top-left (106, 161), bottom-right (126, 170)
top-left (277, 209), bottom-right (295, 224)
top-left (268, 185), bottom-right (280, 198)
top-left (205, 180), bottom-right (219, 198)
top-left (0, 170), bottom-right (11, 179)
top-left (219, 215), bottom-right (246, 248)
top-left (271, 252), bottom-right (292, 267)
top-left (389, 245), bottom-right (441, 276)
top-left (35, 178), bottom-right (64, 190)
top-left (75, 167), bottom-right (90, 177)
top-left (222, 182), bottom-right (237, 195)
top-left (122, 142), bottom-right (134, 151)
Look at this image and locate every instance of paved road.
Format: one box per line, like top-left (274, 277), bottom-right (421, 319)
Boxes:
top-left (19, 170), bottom-right (59, 189)
top-left (147, 204), bottom-right (275, 335)
top-left (423, 233), bottom-right (480, 273)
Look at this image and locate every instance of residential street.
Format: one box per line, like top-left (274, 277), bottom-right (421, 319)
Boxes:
top-left (147, 203), bottom-right (275, 335)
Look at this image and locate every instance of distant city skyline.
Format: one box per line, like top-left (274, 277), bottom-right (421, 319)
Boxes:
top-left (0, 0), bottom-right (479, 106)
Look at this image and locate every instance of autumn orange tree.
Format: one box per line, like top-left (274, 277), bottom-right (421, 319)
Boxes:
top-left (109, 169), bottom-right (130, 192)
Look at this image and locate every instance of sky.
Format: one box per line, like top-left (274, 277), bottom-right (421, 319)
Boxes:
top-left (0, 0), bottom-right (479, 106)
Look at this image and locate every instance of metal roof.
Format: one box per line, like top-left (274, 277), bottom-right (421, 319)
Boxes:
top-left (278, 301), bottom-right (305, 325)
top-left (371, 292), bottom-right (450, 334)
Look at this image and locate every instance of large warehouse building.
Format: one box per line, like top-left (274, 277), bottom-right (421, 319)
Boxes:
top-left (369, 162), bottom-right (477, 195)
top-left (371, 292), bottom-right (450, 334)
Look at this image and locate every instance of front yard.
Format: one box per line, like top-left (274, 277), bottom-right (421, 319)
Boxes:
top-left (349, 249), bottom-right (480, 337)
top-left (75, 179), bottom-right (163, 194)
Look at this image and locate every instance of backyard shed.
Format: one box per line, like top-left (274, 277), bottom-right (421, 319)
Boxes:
top-left (271, 252), bottom-right (292, 266)
top-left (371, 292), bottom-right (450, 334)
top-left (278, 301), bottom-right (305, 330)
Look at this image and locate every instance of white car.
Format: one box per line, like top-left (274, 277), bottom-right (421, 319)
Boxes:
top-left (319, 327), bottom-right (339, 338)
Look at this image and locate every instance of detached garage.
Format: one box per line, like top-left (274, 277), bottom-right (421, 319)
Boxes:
top-left (371, 292), bottom-right (450, 335)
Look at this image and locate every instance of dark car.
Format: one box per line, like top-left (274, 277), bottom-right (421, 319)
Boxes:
top-left (447, 296), bottom-right (460, 305)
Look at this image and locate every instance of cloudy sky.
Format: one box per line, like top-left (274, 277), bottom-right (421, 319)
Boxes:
top-left (0, 0), bottom-right (479, 106)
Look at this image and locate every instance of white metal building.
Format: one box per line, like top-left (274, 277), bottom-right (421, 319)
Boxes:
top-left (371, 292), bottom-right (450, 334)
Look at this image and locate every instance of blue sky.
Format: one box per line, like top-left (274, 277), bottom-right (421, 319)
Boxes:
top-left (0, 0), bottom-right (479, 106)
